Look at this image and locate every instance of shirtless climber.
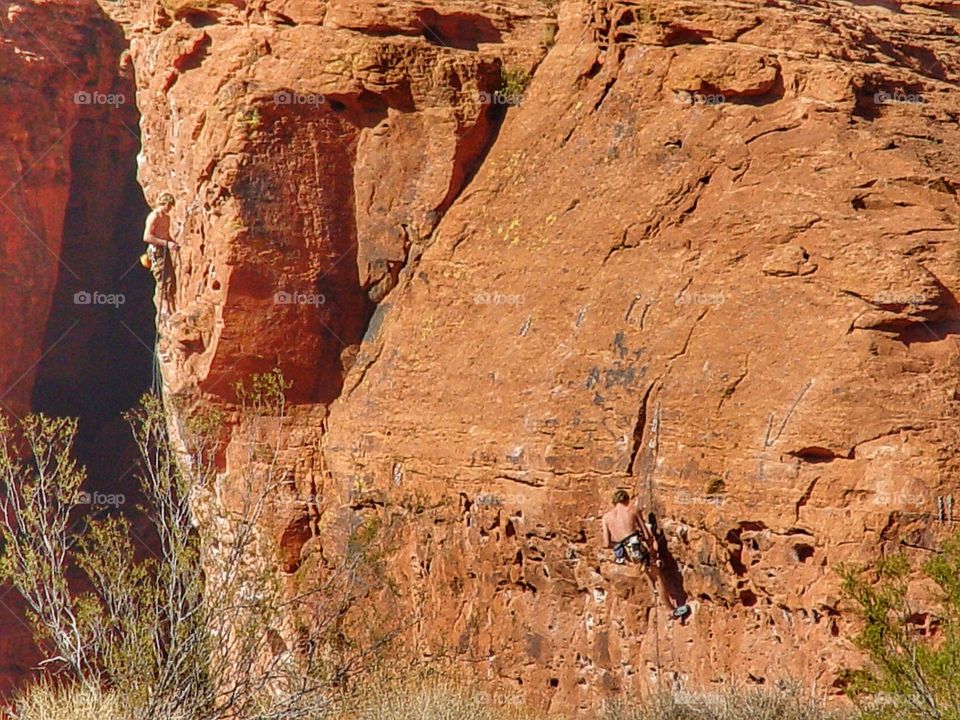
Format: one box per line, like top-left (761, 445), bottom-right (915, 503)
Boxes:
top-left (602, 490), bottom-right (690, 619)
top-left (141, 193), bottom-right (180, 282)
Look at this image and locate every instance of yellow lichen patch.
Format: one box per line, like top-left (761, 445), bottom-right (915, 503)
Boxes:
top-left (419, 315), bottom-right (436, 341)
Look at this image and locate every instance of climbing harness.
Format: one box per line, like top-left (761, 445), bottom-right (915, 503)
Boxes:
top-left (613, 532), bottom-right (650, 566)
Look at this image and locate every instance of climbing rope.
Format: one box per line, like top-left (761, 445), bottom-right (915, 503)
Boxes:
top-left (651, 586), bottom-right (662, 685)
top-left (151, 254), bottom-right (169, 394)
top-left (646, 400), bottom-right (660, 510)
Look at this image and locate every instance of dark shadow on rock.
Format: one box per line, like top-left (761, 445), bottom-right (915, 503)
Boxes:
top-left (417, 9), bottom-right (503, 50)
top-left (30, 2), bottom-right (152, 488)
top-left (649, 513), bottom-right (689, 616)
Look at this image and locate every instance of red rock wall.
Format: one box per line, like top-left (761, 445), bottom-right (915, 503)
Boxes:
top-left (119, 0), bottom-right (960, 713)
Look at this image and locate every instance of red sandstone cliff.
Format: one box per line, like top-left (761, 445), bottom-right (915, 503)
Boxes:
top-left (320, 3), bottom-right (960, 708)
top-left (5, 0), bottom-right (960, 712)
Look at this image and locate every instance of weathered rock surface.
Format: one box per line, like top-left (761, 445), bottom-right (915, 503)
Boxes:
top-left (112, 0), bottom-right (960, 713)
top-left (119, 0), bottom-right (551, 405)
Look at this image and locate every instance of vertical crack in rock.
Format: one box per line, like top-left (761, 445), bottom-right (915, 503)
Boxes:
top-left (717, 354), bottom-right (750, 412)
top-left (794, 477), bottom-right (819, 522)
top-left (626, 382), bottom-right (656, 476)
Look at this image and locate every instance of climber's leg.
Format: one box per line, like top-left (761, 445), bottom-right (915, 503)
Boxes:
top-left (148, 245), bottom-right (165, 284)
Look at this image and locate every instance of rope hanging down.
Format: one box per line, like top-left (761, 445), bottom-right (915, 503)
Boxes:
top-left (151, 256), bottom-right (169, 394)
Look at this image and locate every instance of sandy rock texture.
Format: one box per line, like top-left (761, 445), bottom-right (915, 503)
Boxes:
top-left (111, 0), bottom-right (960, 712)
top-left (320, 1), bottom-right (960, 709)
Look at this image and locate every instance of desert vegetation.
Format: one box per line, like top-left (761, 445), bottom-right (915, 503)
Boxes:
top-left (0, 371), bottom-right (388, 720)
top-left (9, 675), bottom-right (846, 720)
top-left (841, 540), bottom-right (960, 720)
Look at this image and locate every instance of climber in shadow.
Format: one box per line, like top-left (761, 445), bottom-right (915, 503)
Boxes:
top-left (141, 192), bottom-right (180, 313)
top-left (602, 490), bottom-right (690, 621)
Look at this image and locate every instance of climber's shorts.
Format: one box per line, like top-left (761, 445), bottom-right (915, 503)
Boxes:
top-left (148, 245), bottom-right (166, 281)
top-left (613, 533), bottom-right (650, 566)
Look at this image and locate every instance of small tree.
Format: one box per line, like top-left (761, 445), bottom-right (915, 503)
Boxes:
top-left (841, 537), bottom-right (960, 720)
top-left (0, 415), bottom-right (90, 676)
top-left (0, 371), bottom-right (394, 720)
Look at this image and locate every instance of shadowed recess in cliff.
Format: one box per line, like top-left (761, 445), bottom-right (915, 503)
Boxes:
top-left (30, 50), bottom-right (152, 498)
top-left (436, 60), bottom-right (513, 218)
top-left (418, 9), bottom-right (504, 50)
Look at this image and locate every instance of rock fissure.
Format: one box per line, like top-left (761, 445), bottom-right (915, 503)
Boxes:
top-left (625, 382), bottom-right (655, 477)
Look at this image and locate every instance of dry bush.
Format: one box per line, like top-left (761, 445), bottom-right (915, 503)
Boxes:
top-left (604, 685), bottom-right (843, 720)
top-left (8, 671), bottom-right (862, 720)
top-left (11, 682), bottom-right (134, 720)
top-left (0, 371), bottom-right (392, 720)
top-left (343, 674), bottom-right (535, 720)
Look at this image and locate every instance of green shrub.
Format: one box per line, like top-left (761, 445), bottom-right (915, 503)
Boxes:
top-left (541, 22), bottom-right (558, 48)
top-left (841, 538), bottom-right (960, 720)
top-left (498, 67), bottom-right (532, 106)
top-left (704, 477), bottom-right (726, 496)
top-left (237, 107), bottom-right (263, 131)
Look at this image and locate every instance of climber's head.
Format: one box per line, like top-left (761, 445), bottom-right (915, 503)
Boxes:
top-left (158, 193), bottom-right (175, 211)
top-left (612, 489), bottom-right (629, 506)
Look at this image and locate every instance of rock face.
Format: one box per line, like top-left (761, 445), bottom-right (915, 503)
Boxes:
top-left (116, 0), bottom-right (960, 713)
top-left (122, 0), bottom-right (551, 405)
top-left (0, 0), bottom-right (148, 693)
top-left (0, 0), bottom-right (135, 416)
top-left (320, 2), bottom-right (960, 708)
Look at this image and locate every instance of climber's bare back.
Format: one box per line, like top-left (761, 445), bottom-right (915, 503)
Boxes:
top-left (602, 503), bottom-right (644, 545)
